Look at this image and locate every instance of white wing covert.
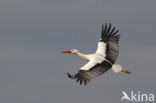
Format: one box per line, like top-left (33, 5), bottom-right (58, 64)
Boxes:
top-left (80, 59), bottom-right (98, 70)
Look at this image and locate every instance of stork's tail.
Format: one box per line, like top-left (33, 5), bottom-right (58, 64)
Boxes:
top-left (112, 64), bottom-right (131, 74)
top-left (67, 73), bottom-right (76, 79)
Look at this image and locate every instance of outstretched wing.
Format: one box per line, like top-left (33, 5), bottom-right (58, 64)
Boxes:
top-left (100, 23), bottom-right (120, 64)
top-left (67, 61), bottom-right (112, 85)
top-left (80, 59), bottom-right (99, 70)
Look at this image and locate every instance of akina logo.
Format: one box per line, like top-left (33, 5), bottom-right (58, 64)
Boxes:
top-left (121, 91), bottom-right (155, 102)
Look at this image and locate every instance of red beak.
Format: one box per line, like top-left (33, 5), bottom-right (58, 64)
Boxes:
top-left (61, 51), bottom-right (72, 53)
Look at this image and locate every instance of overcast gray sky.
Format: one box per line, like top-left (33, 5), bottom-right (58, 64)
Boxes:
top-left (0, 0), bottom-right (156, 103)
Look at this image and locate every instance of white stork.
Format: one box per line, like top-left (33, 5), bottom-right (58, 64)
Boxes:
top-left (62, 23), bottom-right (131, 85)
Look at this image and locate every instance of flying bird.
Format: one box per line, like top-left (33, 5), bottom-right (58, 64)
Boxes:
top-left (62, 23), bottom-right (131, 86)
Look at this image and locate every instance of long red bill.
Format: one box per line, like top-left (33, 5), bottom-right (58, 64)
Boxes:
top-left (62, 51), bottom-right (72, 53)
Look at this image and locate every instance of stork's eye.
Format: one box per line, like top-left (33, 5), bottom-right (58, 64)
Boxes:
top-left (71, 49), bottom-right (75, 52)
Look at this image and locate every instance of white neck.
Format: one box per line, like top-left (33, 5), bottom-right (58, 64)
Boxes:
top-left (75, 52), bottom-right (89, 61)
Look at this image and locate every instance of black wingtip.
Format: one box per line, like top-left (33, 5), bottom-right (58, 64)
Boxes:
top-left (67, 72), bottom-right (72, 78)
top-left (101, 24), bottom-right (104, 34)
top-left (66, 71), bottom-right (90, 86)
top-left (101, 23), bottom-right (120, 42)
top-left (66, 73), bottom-right (76, 79)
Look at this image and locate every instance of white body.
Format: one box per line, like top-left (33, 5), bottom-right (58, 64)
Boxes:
top-left (78, 42), bottom-right (122, 73)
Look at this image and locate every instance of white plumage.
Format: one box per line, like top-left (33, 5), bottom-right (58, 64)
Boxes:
top-left (112, 64), bottom-right (122, 73)
top-left (96, 42), bottom-right (107, 56)
top-left (62, 23), bottom-right (131, 85)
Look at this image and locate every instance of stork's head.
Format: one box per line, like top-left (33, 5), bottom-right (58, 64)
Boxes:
top-left (62, 49), bottom-right (79, 55)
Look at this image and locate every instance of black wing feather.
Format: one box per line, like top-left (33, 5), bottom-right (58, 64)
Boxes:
top-left (108, 27), bottom-right (115, 36)
top-left (105, 23), bottom-right (112, 35)
top-left (100, 23), bottom-right (120, 64)
top-left (67, 61), bottom-right (111, 85)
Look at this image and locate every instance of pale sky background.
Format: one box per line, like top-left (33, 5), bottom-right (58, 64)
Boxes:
top-left (0, 0), bottom-right (156, 103)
